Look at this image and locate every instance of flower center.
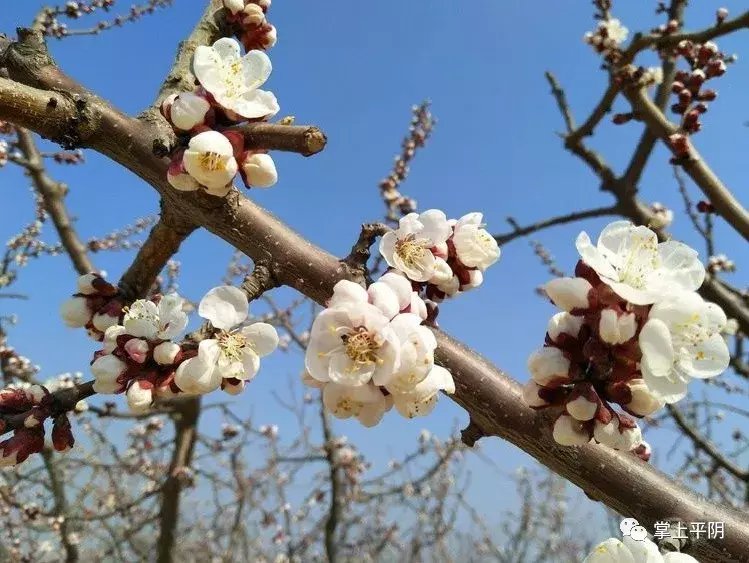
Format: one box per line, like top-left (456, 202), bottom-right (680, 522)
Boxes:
top-left (395, 234), bottom-right (429, 267)
top-left (617, 235), bottom-right (658, 289)
top-left (335, 396), bottom-right (363, 415)
top-left (218, 330), bottom-right (247, 362)
top-left (342, 327), bottom-right (380, 365)
top-left (199, 152), bottom-right (227, 172)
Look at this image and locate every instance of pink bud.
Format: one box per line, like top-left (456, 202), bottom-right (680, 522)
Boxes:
top-left (124, 338), bottom-right (150, 364)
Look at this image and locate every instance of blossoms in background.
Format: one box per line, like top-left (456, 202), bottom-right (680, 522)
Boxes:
top-left (523, 221), bottom-right (729, 453)
top-left (304, 278), bottom-right (453, 426)
top-left (584, 18), bottom-right (629, 62)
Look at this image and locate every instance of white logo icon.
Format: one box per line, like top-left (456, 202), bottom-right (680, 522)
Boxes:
top-left (620, 518), bottom-right (648, 541)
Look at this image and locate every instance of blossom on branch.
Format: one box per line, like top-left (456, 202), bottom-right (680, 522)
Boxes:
top-left (524, 221), bottom-right (728, 453)
top-left (193, 37), bottom-right (279, 120)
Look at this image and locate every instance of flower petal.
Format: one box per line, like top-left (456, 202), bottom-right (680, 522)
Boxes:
top-left (198, 285), bottom-right (249, 329)
top-left (242, 322), bottom-right (279, 357)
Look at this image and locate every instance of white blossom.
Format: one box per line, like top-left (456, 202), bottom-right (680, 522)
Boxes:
top-left (305, 297), bottom-right (399, 387)
top-left (322, 382), bottom-right (391, 427)
top-left (452, 212), bottom-right (500, 270)
top-left (379, 210), bottom-right (452, 282)
top-left (196, 285), bottom-right (279, 380)
top-left (174, 356), bottom-right (222, 395)
top-left (575, 221), bottom-right (704, 305)
top-left (583, 536), bottom-right (698, 563)
top-left (123, 293), bottom-right (188, 341)
top-left (193, 37), bottom-right (279, 119)
top-left (383, 313), bottom-right (437, 393)
top-left (391, 365), bottom-right (455, 418)
top-left (182, 131), bottom-right (238, 195)
top-left (639, 292), bottom-right (729, 403)
top-left (242, 153), bottom-right (278, 188)
top-left (601, 19), bottom-right (628, 45)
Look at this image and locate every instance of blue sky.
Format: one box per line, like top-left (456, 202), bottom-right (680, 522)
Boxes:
top-left (1, 0), bottom-right (747, 537)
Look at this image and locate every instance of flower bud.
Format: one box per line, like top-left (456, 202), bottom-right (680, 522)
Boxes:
top-left (124, 338), bottom-right (149, 364)
top-left (167, 150), bottom-right (200, 192)
top-left (91, 354), bottom-right (127, 393)
top-left (154, 341), bottom-right (181, 365)
top-left (544, 277), bottom-right (592, 312)
top-left (527, 347), bottom-right (570, 387)
top-left (262, 25), bottom-right (277, 49)
top-left (92, 310), bottom-right (120, 333)
top-left (599, 309), bottom-right (637, 345)
top-left (717, 8), bottom-right (728, 23)
top-left (367, 281), bottom-right (400, 320)
top-left (594, 418), bottom-right (643, 450)
top-left (462, 269), bottom-right (483, 290)
top-left (223, 0), bottom-right (245, 15)
top-left (546, 312), bottom-right (583, 342)
top-left (241, 153), bottom-right (278, 188)
top-left (242, 3), bottom-right (265, 26)
top-left (632, 441), bottom-right (651, 462)
top-left (567, 394), bottom-right (598, 421)
top-left (257, 0), bottom-right (271, 9)
top-left (102, 325), bottom-right (126, 354)
top-left (60, 297), bottom-right (91, 328)
top-left (77, 273), bottom-right (101, 295)
top-left (222, 378), bottom-right (246, 395)
top-left (127, 380), bottom-right (153, 413)
top-left (170, 92), bottom-right (211, 131)
top-left (521, 381), bottom-right (549, 408)
top-left (625, 379), bottom-right (665, 416)
top-left (552, 414), bottom-right (590, 446)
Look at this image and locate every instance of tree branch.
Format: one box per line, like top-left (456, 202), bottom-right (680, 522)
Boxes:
top-left (625, 86), bottom-right (749, 241)
top-left (13, 127), bottom-right (93, 275)
top-left (494, 206), bottom-right (619, 246)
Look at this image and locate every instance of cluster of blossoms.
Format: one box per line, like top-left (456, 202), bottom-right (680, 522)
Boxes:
top-left (379, 209), bottom-right (500, 304)
top-left (304, 278), bottom-right (454, 425)
top-left (523, 221), bottom-right (729, 453)
top-left (304, 209), bottom-right (499, 425)
top-left (648, 202), bottom-right (674, 229)
top-left (0, 385), bottom-right (75, 467)
top-left (59, 273), bottom-right (124, 341)
top-left (707, 253), bottom-right (736, 274)
top-left (89, 284), bottom-right (278, 412)
top-left (583, 18), bottom-right (629, 63)
top-left (163, 1), bottom-right (279, 197)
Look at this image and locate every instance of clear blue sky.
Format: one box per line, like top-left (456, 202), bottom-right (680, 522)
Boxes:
top-left (1, 0), bottom-right (747, 534)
